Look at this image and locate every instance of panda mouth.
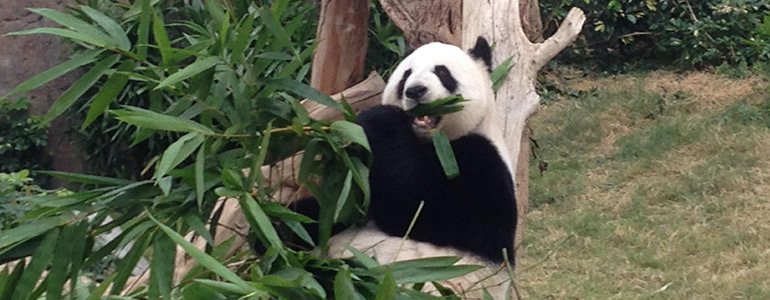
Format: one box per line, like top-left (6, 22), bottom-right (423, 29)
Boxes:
top-left (412, 115), bottom-right (442, 129)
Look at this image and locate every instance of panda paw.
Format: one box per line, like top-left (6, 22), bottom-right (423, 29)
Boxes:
top-left (355, 105), bottom-right (413, 135)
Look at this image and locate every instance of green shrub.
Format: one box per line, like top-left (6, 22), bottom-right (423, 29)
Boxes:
top-left (542, 0), bottom-right (770, 71)
top-left (0, 170), bottom-right (41, 230)
top-left (0, 98), bottom-right (48, 174)
top-left (365, 0), bottom-right (407, 77)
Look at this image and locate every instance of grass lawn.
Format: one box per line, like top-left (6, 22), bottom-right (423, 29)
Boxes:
top-left (518, 71), bottom-right (770, 299)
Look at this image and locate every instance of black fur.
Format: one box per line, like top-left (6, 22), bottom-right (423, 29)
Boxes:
top-left (395, 69), bottom-right (412, 100)
top-left (433, 65), bottom-right (458, 93)
top-left (355, 105), bottom-right (516, 263)
top-left (469, 37), bottom-right (493, 72)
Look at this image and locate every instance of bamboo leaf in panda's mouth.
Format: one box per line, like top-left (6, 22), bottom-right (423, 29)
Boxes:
top-left (405, 95), bottom-right (466, 118)
top-left (405, 95), bottom-right (466, 179)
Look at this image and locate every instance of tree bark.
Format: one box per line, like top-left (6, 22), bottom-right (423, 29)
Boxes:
top-left (520, 0), bottom-right (544, 42)
top-left (378, 0), bottom-right (462, 46)
top-left (310, 0), bottom-right (370, 94)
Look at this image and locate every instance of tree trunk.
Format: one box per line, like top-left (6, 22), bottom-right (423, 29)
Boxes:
top-left (310, 0), bottom-right (370, 94)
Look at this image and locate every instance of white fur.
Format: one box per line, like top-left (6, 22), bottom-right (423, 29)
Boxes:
top-left (327, 42), bottom-right (515, 299)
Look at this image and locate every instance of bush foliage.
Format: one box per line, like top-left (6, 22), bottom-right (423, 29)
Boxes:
top-left (0, 0), bottom-right (490, 299)
top-left (0, 98), bottom-right (48, 175)
top-left (543, 0), bottom-right (770, 71)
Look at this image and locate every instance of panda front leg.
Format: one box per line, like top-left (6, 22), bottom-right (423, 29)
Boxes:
top-left (354, 105), bottom-right (450, 238)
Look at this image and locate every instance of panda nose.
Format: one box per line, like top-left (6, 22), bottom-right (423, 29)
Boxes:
top-left (405, 85), bottom-right (427, 99)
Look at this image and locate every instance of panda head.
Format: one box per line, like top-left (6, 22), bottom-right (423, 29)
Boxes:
top-left (382, 37), bottom-right (495, 140)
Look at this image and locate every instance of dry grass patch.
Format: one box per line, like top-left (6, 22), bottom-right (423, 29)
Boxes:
top-left (519, 71), bottom-right (770, 299)
top-left (566, 71), bottom-right (767, 115)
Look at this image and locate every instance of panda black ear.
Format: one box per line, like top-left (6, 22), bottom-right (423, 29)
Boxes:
top-left (469, 36), bottom-right (493, 72)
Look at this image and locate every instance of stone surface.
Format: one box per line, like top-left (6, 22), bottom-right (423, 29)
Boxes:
top-left (0, 0), bottom-right (84, 182)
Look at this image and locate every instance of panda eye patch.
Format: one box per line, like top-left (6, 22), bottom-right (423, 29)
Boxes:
top-left (396, 69), bottom-right (412, 100)
top-left (433, 65), bottom-right (458, 93)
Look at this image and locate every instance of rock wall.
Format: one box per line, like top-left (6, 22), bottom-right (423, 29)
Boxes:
top-left (0, 0), bottom-right (84, 183)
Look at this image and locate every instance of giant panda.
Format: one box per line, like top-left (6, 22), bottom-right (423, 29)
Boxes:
top-left (319, 37), bottom-right (518, 298)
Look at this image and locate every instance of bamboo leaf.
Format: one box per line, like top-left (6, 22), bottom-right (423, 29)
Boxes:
top-left (383, 256), bottom-right (462, 271)
top-left (239, 194), bottom-right (285, 255)
top-left (183, 214), bottom-right (214, 246)
top-left (275, 43), bottom-right (316, 78)
top-left (491, 56), bottom-right (513, 92)
top-left (334, 266), bottom-right (356, 300)
top-left (112, 106), bottom-right (214, 133)
top-left (0, 260), bottom-right (24, 300)
top-left (483, 288), bottom-right (494, 300)
top-left (391, 265), bottom-right (483, 284)
top-left (249, 121), bottom-right (272, 191)
top-left (406, 95), bottom-right (466, 118)
top-left (256, 52), bottom-right (293, 60)
top-left (230, 16), bottom-right (254, 64)
top-left (79, 5), bottom-right (131, 50)
top-left (0, 269), bottom-right (9, 297)
top-left (4, 49), bottom-right (102, 97)
top-left (256, 7), bottom-right (293, 51)
top-left (219, 11), bottom-right (231, 50)
top-left (270, 0), bottom-right (291, 19)
top-left (432, 132), bottom-right (460, 179)
top-left (153, 12), bottom-right (172, 66)
top-left (298, 139), bottom-right (319, 185)
top-left (150, 233), bottom-right (175, 300)
top-left (155, 133), bottom-right (204, 181)
top-left (204, 0), bottom-right (226, 28)
top-left (137, 0), bottom-right (152, 59)
top-left (345, 246), bottom-right (379, 269)
top-left (66, 222), bottom-right (89, 299)
top-left (111, 233), bottom-right (150, 294)
top-left (334, 171), bottom-right (353, 222)
top-left (193, 279), bottom-right (249, 294)
top-left (8, 27), bottom-right (110, 48)
top-left (150, 214), bottom-right (256, 294)
top-left (262, 202), bottom-right (314, 223)
top-left (25, 8), bottom-right (113, 45)
top-left (195, 146), bottom-right (205, 210)
top-left (155, 56), bottom-right (220, 90)
top-left (85, 273), bottom-right (116, 300)
top-left (331, 121), bottom-right (371, 151)
top-left (269, 78), bottom-right (342, 111)
top-left (46, 224), bottom-right (78, 300)
top-left (39, 171), bottom-right (133, 186)
top-left (11, 230), bottom-right (58, 300)
top-left (42, 54), bottom-right (120, 124)
top-left (82, 60), bottom-right (133, 128)
top-left (0, 215), bottom-right (69, 253)
top-left (351, 157), bottom-right (370, 209)
top-left (375, 269), bottom-right (396, 300)
top-left (285, 221), bottom-right (314, 247)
